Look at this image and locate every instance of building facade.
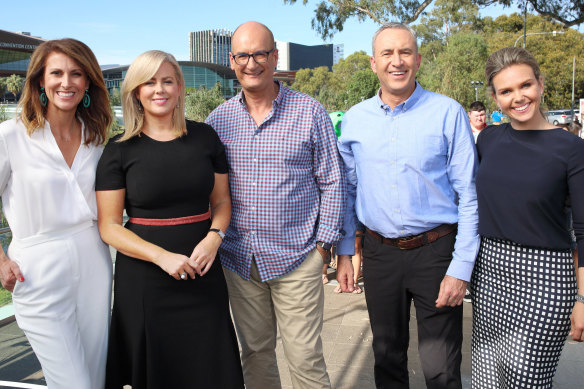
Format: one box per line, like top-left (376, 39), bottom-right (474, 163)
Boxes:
top-left (0, 29), bottom-right (45, 78)
top-left (102, 61), bottom-right (238, 98)
top-left (275, 40), bottom-right (343, 71)
top-left (189, 29), bottom-right (233, 67)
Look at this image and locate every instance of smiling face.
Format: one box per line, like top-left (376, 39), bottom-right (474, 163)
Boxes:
top-left (230, 22), bottom-right (277, 95)
top-left (491, 64), bottom-right (546, 130)
top-left (371, 28), bottom-right (421, 107)
top-left (136, 61), bottom-right (180, 123)
top-left (41, 51), bottom-right (89, 116)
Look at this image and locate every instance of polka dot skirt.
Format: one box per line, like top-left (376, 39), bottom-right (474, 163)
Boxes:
top-left (470, 237), bottom-right (576, 389)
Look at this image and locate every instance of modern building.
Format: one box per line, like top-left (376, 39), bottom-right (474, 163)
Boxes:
top-left (189, 29), bottom-right (233, 67)
top-left (275, 40), bottom-right (343, 71)
top-left (0, 29), bottom-right (45, 77)
top-left (102, 61), bottom-right (238, 98)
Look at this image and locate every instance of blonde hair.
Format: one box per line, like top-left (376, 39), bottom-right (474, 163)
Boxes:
top-left (119, 50), bottom-right (186, 141)
top-left (18, 38), bottom-right (112, 145)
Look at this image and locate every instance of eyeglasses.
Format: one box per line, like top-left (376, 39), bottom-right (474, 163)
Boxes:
top-left (231, 49), bottom-right (275, 66)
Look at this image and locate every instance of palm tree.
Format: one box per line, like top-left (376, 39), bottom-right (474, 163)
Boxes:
top-left (5, 74), bottom-right (24, 101)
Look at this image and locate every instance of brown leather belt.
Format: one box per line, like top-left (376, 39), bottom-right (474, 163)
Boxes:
top-left (366, 224), bottom-right (457, 250)
top-left (129, 209), bottom-right (211, 226)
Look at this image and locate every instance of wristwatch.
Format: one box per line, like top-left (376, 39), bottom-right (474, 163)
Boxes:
top-left (316, 241), bottom-right (332, 251)
top-left (577, 294), bottom-right (584, 304)
top-left (209, 228), bottom-right (225, 240)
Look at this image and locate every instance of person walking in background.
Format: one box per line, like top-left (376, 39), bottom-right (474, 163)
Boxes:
top-left (490, 109), bottom-right (502, 124)
top-left (96, 50), bottom-right (243, 388)
top-left (468, 101), bottom-right (487, 142)
top-left (0, 38), bottom-right (113, 388)
top-left (472, 47), bottom-right (584, 389)
top-left (206, 21), bottom-right (345, 389)
top-left (336, 22), bottom-right (479, 389)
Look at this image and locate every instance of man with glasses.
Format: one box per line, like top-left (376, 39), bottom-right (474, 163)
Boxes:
top-left (206, 21), bottom-right (345, 389)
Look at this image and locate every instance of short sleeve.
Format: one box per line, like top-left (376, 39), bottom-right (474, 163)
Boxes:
top-left (95, 135), bottom-right (126, 190)
top-left (0, 127), bottom-right (10, 194)
top-left (207, 124), bottom-right (228, 174)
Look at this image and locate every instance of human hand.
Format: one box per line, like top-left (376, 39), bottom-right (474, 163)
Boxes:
top-left (569, 300), bottom-right (584, 342)
top-left (435, 275), bottom-right (467, 308)
top-left (316, 244), bottom-right (331, 263)
top-left (336, 255), bottom-right (355, 293)
top-left (153, 251), bottom-right (195, 280)
top-left (189, 233), bottom-right (221, 276)
top-left (0, 255), bottom-right (24, 292)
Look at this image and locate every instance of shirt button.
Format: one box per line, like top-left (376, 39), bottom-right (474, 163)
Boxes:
top-left (391, 137), bottom-right (395, 141)
top-left (251, 231), bottom-right (256, 235)
top-left (251, 206), bottom-right (256, 210)
top-left (253, 158), bottom-right (257, 162)
top-left (392, 185), bottom-right (396, 189)
top-left (394, 209), bottom-right (400, 213)
top-left (252, 182), bottom-right (257, 186)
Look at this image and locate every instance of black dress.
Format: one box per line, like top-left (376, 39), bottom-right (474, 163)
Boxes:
top-left (96, 121), bottom-right (243, 389)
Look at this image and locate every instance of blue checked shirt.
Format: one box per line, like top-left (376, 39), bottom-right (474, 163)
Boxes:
top-left (337, 84), bottom-right (480, 281)
top-left (206, 82), bottom-right (346, 281)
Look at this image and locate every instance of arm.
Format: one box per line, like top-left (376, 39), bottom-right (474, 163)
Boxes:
top-left (436, 106), bottom-right (480, 307)
top-left (313, 107), bottom-right (346, 246)
top-left (335, 120), bottom-right (358, 293)
top-left (188, 173), bottom-right (231, 276)
top-left (96, 189), bottom-right (195, 280)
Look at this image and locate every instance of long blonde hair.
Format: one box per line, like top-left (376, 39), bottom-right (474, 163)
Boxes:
top-left (119, 50), bottom-right (186, 141)
top-left (18, 38), bottom-right (112, 145)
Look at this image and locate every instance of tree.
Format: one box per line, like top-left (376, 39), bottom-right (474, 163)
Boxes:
top-left (184, 82), bottom-right (225, 122)
top-left (284, 0), bottom-right (583, 39)
top-left (109, 87), bottom-right (122, 106)
top-left (0, 78), bottom-right (6, 102)
top-left (5, 74), bottom-right (24, 101)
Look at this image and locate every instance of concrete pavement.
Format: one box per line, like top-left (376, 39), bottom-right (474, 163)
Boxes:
top-left (0, 269), bottom-right (583, 388)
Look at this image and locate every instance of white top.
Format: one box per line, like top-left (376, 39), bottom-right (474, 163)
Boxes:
top-left (0, 118), bottom-right (102, 242)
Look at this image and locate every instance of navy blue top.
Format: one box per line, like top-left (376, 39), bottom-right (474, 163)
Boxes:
top-left (476, 123), bottom-right (584, 266)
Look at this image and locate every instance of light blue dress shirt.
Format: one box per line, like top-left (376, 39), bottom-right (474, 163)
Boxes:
top-left (337, 83), bottom-right (480, 281)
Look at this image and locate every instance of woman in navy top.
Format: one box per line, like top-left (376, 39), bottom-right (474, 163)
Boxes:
top-left (471, 47), bottom-right (584, 389)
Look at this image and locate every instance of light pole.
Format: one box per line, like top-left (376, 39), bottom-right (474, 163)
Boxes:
top-left (514, 31), bottom-right (566, 47)
top-left (470, 81), bottom-right (484, 101)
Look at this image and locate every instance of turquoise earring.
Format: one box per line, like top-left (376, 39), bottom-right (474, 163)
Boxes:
top-left (82, 89), bottom-right (91, 108)
top-left (40, 87), bottom-right (47, 107)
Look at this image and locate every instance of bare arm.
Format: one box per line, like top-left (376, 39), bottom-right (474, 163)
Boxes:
top-left (96, 189), bottom-right (195, 280)
top-left (188, 173), bottom-right (231, 276)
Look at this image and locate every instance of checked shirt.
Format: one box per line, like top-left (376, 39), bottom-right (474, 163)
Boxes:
top-left (206, 82), bottom-right (346, 281)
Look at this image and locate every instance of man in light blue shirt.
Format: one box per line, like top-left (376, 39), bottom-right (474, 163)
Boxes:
top-left (336, 22), bottom-right (479, 389)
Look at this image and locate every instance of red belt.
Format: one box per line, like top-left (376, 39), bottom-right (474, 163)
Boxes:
top-left (129, 210), bottom-right (211, 226)
top-left (366, 224), bottom-right (457, 250)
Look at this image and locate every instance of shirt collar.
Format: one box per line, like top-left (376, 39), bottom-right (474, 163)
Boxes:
top-left (237, 81), bottom-right (285, 108)
top-left (375, 82), bottom-right (423, 112)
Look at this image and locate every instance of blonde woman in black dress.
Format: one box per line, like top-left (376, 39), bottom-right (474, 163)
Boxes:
top-left (96, 50), bottom-right (243, 388)
top-left (472, 47), bottom-right (584, 388)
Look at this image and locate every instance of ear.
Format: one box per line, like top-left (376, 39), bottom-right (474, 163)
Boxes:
top-left (229, 53), bottom-right (236, 71)
top-left (538, 76), bottom-right (545, 94)
top-left (370, 56), bottom-right (377, 74)
top-left (415, 53), bottom-right (422, 71)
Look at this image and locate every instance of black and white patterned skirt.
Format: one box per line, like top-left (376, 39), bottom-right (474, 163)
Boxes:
top-left (470, 237), bottom-right (576, 389)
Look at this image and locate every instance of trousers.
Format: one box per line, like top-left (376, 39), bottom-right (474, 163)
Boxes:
top-left (223, 248), bottom-right (331, 389)
top-left (10, 223), bottom-right (112, 389)
top-left (362, 231), bottom-right (463, 389)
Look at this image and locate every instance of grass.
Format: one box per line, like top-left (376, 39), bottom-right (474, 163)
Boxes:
top-left (0, 288), bottom-right (11, 306)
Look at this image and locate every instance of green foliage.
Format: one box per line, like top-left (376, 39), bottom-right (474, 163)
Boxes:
top-left (291, 51), bottom-right (378, 110)
top-left (185, 82), bottom-right (226, 122)
top-left (284, 0), bottom-right (583, 39)
top-left (5, 74), bottom-right (24, 99)
top-left (0, 77), bottom-right (6, 100)
top-left (109, 87), bottom-right (122, 106)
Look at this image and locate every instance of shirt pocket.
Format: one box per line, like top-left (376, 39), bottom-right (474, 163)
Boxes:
top-left (418, 135), bottom-right (447, 172)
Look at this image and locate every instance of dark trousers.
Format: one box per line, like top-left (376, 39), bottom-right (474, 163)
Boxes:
top-left (362, 231), bottom-right (462, 389)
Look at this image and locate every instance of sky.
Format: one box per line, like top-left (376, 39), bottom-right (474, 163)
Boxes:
top-left (2, 0), bottom-right (528, 66)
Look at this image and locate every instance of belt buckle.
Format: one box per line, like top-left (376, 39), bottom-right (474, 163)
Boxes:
top-left (397, 235), bottom-right (415, 250)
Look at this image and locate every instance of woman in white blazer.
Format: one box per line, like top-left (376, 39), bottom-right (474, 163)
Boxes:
top-left (0, 38), bottom-right (113, 389)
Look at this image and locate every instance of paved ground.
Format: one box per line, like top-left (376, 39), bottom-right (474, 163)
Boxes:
top-left (0, 269), bottom-right (583, 388)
